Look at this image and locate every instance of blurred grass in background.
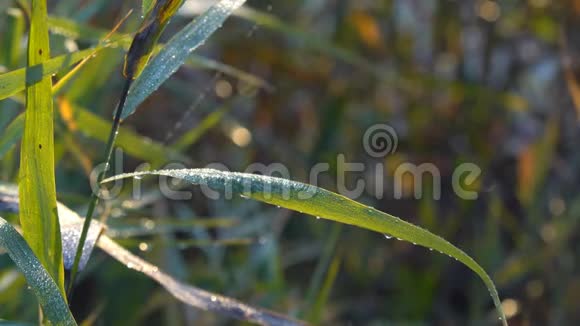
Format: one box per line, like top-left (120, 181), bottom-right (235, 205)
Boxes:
top-left (1, 0), bottom-right (580, 325)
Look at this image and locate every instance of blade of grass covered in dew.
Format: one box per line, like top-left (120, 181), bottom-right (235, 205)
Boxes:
top-left (19, 0), bottom-right (65, 296)
top-left (300, 223), bottom-right (341, 320)
top-left (0, 217), bottom-right (76, 325)
top-left (121, 0), bottom-right (248, 119)
top-left (69, 0), bottom-right (189, 294)
top-left (103, 169), bottom-right (509, 325)
top-left (47, 15), bottom-right (271, 91)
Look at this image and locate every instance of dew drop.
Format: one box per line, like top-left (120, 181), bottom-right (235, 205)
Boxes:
top-left (210, 296), bottom-right (217, 302)
top-left (384, 234), bottom-right (392, 239)
top-left (316, 216), bottom-right (321, 220)
top-left (139, 242), bottom-right (150, 252)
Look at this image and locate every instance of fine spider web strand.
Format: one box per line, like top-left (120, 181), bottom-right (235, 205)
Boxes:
top-left (163, 3), bottom-right (273, 145)
top-left (163, 72), bottom-right (224, 143)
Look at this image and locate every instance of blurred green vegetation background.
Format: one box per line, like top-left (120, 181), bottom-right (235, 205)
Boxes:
top-left (1, 0), bottom-right (580, 325)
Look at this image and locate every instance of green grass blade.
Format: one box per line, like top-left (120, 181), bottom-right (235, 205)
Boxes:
top-left (0, 113), bottom-right (24, 159)
top-left (103, 169), bottom-right (508, 325)
top-left (3, 8), bottom-right (26, 69)
top-left (0, 217), bottom-right (76, 325)
top-left (19, 0), bottom-right (66, 297)
top-left (122, 0), bottom-right (247, 119)
top-left (63, 102), bottom-right (190, 165)
top-left (0, 46), bottom-right (111, 101)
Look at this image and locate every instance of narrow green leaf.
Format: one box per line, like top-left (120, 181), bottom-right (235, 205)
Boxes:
top-left (0, 47), bottom-right (109, 101)
top-left (122, 0), bottom-right (247, 119)
top-left (65, 102), bottom-right (191, 165)
top-left (0, 217), bottom-right (76, 325)
top-left (19, 0), bottom-right (65, 295)
top-left (3, 8), bottom-right (26, 69)
top-left (103, 169), bottom-right (508, 325)
top-left (0, 113), bottom-right (24, 159)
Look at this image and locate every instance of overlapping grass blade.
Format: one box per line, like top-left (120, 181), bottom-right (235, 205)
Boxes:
top-left (122, 0), bottom-right (247, 118)
top-left (103, 169), bottom-right (508, 325)
top-left (19, 0), bottom-right (65, 295)
top-left (0, 46), bottom-right (111, 101)
top-left (0, 113), bottom-right (24, 159)
top-left (0, 217), bottom-right (76, 325)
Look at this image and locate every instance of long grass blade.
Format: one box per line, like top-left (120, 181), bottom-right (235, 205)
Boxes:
top-left (103, 169), bottom-right (508, 325)
top-left (19, 0), bottom-right (65, 296)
